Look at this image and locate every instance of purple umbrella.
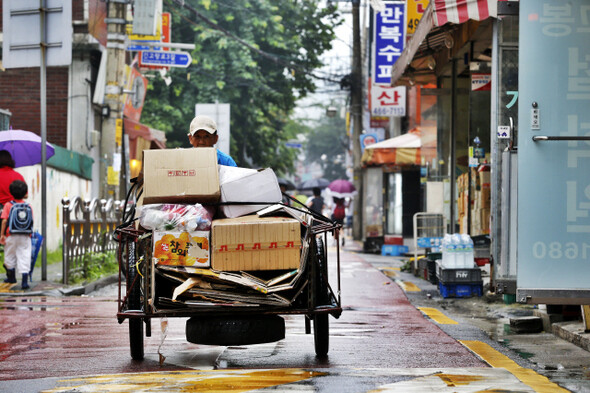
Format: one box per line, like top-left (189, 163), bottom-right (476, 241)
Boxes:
top-left (0, 129), bottom-right (55, 168)
top-left (328, 179), bottom-right (357, 199)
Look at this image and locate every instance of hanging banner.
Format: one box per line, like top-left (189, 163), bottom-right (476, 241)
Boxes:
top-left (372, 1), bottom-right (407, 85)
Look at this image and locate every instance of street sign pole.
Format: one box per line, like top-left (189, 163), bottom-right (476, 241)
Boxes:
top-left (40, 0), bottom-right (48, 281)
top-left (3, 0), bottom-right (72, 281)
top-left (102, 1), bottom-right (127, 202)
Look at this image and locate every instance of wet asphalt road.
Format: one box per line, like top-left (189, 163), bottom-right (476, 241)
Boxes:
top-left (0, 241), bottom-right (588, 392)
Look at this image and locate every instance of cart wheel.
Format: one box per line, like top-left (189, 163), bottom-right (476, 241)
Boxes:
top-left (127, 241), bottom-right (144, 360)
top-left (313, 237), bottom-right (329, 357)
top-left (186, 315), bottom-right (285, 346)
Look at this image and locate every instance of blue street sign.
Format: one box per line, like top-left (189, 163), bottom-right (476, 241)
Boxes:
top-left (285, 142), bottom-right (303, 149)
top-left (139, 50), bottom-right (192, 68)
top-left (128, 43), bottom-right (159, 51)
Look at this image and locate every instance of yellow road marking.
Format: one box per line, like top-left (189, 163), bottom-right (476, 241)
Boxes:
top-left (399, 281), bottom-right (420, 292)
top-left (436, 373), bottom-right (484, 386)
top-left (0, 282), bottom-right (18, 292)
top-left (44, 368), bottom-right (324, 393)
top-left (460, 340), bottom-right (570, 393)
top-left (380, 267), bottom-right (399, 278)
top-left (381, 267), bottom-right (401, 271)
top-left (418, 307), bottom-right (458, 325)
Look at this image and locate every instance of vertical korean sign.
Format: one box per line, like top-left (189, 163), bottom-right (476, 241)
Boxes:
top-left (517, 0), bottom-right (590, 300)
top-left (372, 1), bottom-right (406, 85)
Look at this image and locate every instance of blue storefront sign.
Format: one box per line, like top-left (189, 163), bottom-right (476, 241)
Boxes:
top-left (372, 1), bottom-right (406, 85)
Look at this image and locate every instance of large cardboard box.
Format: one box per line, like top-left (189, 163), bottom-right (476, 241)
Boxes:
top-left (219, 167), bottom-right (282, 218)
top-left (142, 148), bottom-right (220, 204)
top-left (153, 230), bottom-right (210, 267)
top-left (211, 215), bottom-right (301, 271)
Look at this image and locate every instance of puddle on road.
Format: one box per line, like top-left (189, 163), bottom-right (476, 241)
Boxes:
top-left (0, 297), bottom-right (56, 311)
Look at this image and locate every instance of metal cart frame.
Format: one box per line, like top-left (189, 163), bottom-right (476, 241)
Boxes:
top-left (114, 180), bottom-right (343, 360)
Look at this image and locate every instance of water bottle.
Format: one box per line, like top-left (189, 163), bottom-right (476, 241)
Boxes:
top-left (462, 234), bottom-right (474, 268)
top-left (452, 233), bottom-right (463, 269)
top-left (441, 234), bottom-right (452, 268)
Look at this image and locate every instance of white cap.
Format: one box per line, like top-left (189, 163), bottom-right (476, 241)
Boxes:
top-left (189, 115), bottom-right (217, 135)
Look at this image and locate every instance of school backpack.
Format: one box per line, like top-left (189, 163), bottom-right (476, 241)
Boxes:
top-left (7, 201), bottom-right (33, 234)
top-left (333, 203), bottom-right (346, 220)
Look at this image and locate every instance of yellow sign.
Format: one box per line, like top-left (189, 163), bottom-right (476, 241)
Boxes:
top-left (107, 167), bottom-right (120, 186)
top-left (115, 118), bottom-right (122, 146)
top-left (407, 0), bottom-right (429, 35)
top-left (127, 13), bottom-right (162, 41)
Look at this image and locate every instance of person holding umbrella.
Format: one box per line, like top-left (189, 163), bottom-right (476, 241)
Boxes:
top-left (0, 150), bottom-right (25, 210)
top-left (0, 150), bottom-right (26, 284)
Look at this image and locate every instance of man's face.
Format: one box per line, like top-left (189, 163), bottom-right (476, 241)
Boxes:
top-left (188, 130), bottom-right (218, 148)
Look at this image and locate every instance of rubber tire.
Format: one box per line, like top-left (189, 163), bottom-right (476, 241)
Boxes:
top-left (186, 315), bottom-right (285, 346)
top-left (127, 241), bottom-right (144, 360)
top-left (313, 237), bottom-right (330, 357)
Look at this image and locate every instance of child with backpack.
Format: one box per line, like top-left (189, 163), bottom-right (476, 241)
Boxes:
top-left (0, 180), bottom-right (33, 289)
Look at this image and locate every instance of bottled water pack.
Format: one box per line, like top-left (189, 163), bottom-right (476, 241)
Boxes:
top-left (441, 233), bottom-right (474, 268)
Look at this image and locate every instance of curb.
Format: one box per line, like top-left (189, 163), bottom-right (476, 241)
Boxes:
top-left (60, 274), bottom-right (120, 296)
top-left (552, 321), bottom-right (590, 352)
top-left (0, 274), bottom-right (119, 297)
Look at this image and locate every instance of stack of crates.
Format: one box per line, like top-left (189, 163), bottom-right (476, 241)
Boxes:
top-left (436, 261), bottom-right (483, 298)
top-left (425, 252), bottom-right (441, 285)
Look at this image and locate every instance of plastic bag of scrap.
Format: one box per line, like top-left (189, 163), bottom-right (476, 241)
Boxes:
top-left (138, 203), bottom-right (215, 231)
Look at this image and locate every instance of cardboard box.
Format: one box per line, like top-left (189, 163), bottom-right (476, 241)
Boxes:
top-left (142, 148), bottom-right (220, 204)
top-left (219, 167), bottom-right (282, 218)
top-left (211, 215), bottom-right (301, 271)
top-left (153, 230), bottom-right (210, 267)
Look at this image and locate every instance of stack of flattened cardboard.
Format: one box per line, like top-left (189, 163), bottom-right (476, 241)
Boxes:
top-left (140, 148), bottom-right (312, 309)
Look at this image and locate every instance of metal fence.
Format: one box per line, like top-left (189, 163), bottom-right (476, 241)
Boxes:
top-left (61, 197), bottom-right (123, 284)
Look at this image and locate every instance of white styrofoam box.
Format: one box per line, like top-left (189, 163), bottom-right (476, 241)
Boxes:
top-left (219, 167), bottom-right (282, 218)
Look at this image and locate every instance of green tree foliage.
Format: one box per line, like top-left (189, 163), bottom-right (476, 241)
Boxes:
top-left (141, 0), bottom-right (342, 175)
top-left (305, 111), bottom-right (348, 180)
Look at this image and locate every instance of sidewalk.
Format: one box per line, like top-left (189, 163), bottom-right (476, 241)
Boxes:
top-left (0, 259), bottom-right (118, 297)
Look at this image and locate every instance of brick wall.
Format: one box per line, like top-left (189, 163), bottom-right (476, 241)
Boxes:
top-left (0, 68), bottom-right (69, 147)
top-left (0, 1), bottom-right (86, 147)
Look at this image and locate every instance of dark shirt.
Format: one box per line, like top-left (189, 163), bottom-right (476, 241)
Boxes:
top-left (309, 196), bottom-right (324, 214)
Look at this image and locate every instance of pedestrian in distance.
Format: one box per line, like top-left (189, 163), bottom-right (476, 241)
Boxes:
top-left (187, 115), bottom-right (237, 167)
top-left (0, 180), bottom-right (33, 289)
top-left (331, 197), bottom-right (347, 246)
top-left (306, 187), bottom-right (325, 215)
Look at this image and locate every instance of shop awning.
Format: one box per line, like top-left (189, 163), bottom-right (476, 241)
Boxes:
top-left (433, 0), bottom-right (497, 26)
top-left (123, 117), bottom-right (167, 160)
top-left (390, 0), bottom-right (497, 86)
top-left (361, 127), bottom-right (437, 167)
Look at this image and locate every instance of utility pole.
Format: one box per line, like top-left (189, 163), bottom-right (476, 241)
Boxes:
top-left (351, 0), bottom-right (363, 241)
top-left (102, 1), bottom-right (127, 199)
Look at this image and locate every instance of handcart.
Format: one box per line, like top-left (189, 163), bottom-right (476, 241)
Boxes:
top-left (114, 179), bottom-right (343, 360)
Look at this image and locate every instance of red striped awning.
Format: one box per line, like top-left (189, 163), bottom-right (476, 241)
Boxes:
top-left (433, 0), bottom-right (497, 26)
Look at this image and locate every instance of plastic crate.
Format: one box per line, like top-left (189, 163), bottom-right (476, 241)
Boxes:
top-left (384, 235), bottom-right (403, 245)
top-left (427, 259), bottom-right (438, 285)
top-left (438, 282), bottom-right (483, 298)
top-left (436, 264), bottom-right (482, 283)
top-left (381, 244), bottom-right (409, 256)
top-left (417, 258), bottom-right (429, 279)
